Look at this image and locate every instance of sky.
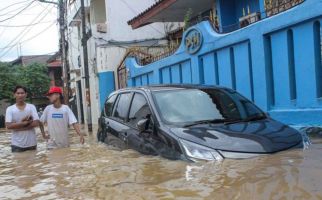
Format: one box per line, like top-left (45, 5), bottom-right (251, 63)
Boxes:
top-left (0, 0), bottom-right (59, 62)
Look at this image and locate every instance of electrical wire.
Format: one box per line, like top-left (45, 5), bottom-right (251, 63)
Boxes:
top-left (119, 0), bottom-right (164, 35)
top-left (0, 4), bottom-right (52, 50)
top-left (0, 0), bottom-right (30, 13)
top-left (0, 20), bottom-right (54, 27)
top-left (0, 21), bottom-right (10, 38)
top-left (14, 21), bottom-right (56, 47)
top-left (36, 0), bottom-right (57, 16)
top-left (0, 4), bottom-right (54, 58)
top-left (0, 0), bottom-right (36, 23)
top-left (0, 2), bottom-right (33, 17)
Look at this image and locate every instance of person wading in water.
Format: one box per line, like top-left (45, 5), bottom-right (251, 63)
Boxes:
top-left (39, 87), bottom-right (84, 149)
top-left (5, 86), bottom-right (40, 152)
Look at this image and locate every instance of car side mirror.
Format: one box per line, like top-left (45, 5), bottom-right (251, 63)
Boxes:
top-left (102, 117), bottom-right (109, 124)
top-left (137, 119), bottom-right (149, 133)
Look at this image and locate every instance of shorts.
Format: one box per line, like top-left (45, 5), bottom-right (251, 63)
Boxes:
top-left (11, 145), bottom-right (37, 153)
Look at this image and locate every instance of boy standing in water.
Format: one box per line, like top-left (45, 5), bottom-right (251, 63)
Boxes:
top-left (5, 86), bottom-right (40, 152)
top-left (39, 87), bottom-right (84, 149)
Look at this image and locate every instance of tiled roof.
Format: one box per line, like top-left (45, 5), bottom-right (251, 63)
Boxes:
top-left (127, 0), bottom-right (169, 25)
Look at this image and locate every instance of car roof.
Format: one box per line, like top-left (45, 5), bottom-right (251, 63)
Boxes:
top-left (116, 84), bottom-right (228, 93)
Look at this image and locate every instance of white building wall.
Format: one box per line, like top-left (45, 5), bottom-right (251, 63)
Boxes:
top-left (97, 46), bottom-right (127, 89)
top-left (67, 0), bottom-right (171, 127)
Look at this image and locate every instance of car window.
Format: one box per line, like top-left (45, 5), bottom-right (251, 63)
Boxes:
top-left (214, 91), bottom-right (241, 119)
top-left (153, 89), bottom-right (264, 124)
top-left (104, 94), bottom-right (117, 117)
top-left (128, 93), bottom-right (151, 127)
top-left (113, 93), bottom-right (132, 121)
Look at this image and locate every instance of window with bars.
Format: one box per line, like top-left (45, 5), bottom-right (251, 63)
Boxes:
top-left (265, 0), bottom-right (304, 17)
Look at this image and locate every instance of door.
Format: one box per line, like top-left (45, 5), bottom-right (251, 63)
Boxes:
top-left (126, 92), bottom-right (157, 155)
top-left (98, 94), bottom-right (118, 142)
top-left (106, 92), bottom-right (133, 149)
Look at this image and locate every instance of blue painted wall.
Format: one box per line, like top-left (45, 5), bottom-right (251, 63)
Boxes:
top-left (125, 0), bottom-right (322, 126)
top-left (98, 71), bottom-right (115, 110)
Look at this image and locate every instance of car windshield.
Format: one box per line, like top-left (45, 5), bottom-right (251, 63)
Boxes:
top-left (152, 88), bottom-right (265, 124)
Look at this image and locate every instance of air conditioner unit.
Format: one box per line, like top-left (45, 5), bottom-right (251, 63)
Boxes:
top-left (96, 23), bottom-right (107, 33)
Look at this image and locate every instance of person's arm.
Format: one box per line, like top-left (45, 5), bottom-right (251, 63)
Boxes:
top-left (13, 120), bottom-right (39, 131)
top-left (39, 121), bottom-right (49, 140)
top-left (6, 120), bottom-right (31, 130)
top-left (15, 105), bottom-right (40, 131)
top-left (72, 123), bottom-right (84, 144)
top-left (39, 106), bottom-right (49, 139)
top-left (67, 106), bottom-right (84, 144)
top-left (6, 113), bottom-right (32, 130)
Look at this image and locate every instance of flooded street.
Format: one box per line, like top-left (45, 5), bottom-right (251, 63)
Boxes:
top-left (0, 129), bottom-right (322, 200)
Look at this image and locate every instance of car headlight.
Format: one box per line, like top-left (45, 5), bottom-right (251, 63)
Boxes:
top-left (179, 139), bottom-right (223, 161)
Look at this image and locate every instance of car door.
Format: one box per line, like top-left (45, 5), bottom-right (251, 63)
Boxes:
top-left (125, 92), bottom-right (158, 155)
top-left (107, 92), bottom-right (133, 149)
top-left (98, 94), bottom-right (118, 142)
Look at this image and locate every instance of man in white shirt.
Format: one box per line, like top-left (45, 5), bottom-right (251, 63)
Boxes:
top-left (39, 87), bottom-right (84, 149)
top-left (5, 86), bottom-right (40, 152)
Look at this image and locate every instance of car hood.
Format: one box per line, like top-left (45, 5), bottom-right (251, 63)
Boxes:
top-left (170, 119), bottom-right (303, 153)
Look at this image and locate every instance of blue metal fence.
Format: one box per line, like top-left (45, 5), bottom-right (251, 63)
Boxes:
top-left (125, 0), bottom-right (322, 126)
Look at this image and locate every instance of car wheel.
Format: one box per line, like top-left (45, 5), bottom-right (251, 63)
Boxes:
top-left (107, 137), bottom-right (127, 150)
top-left (97, 130), bottom-right (107, 143)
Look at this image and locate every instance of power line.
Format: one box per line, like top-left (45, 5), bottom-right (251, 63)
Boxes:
top-left (0, 2), bottom-right (32, 17)
top-left (0, 20), bottom-right (54, 27)
top-left (0, 4), bottom-right (52, 50)
top-left (36, 0), bottom-right (57, 16)
top-left (0, 0), bottom-right (30, 13)
top-left (0, 21), bottom-right (9, 38)
top-left (0, 4), bottom-right (54, 58)
top-left (119, 0), bottom-right (164, 35)
top-left (19, 22), bottom-right (56, 46)
top-left (0, 0), bottom-right (36, 23)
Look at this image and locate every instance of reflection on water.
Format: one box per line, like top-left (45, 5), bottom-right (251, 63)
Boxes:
top-left (0, 129), bottom-right (322, 200)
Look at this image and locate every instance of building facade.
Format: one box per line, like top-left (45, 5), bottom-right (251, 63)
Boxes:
top-left (66, 0), bottom-right (172, 127)
top-left (123, 0), bottom-right (322, 126)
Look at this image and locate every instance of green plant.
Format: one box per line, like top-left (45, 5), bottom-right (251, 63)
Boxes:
top-left (183, 8), bottom-right (193, 30)
top-left (0, 62), bottom-right (50, 103)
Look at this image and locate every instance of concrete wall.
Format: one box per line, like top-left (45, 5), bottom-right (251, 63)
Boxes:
top-left (125, 0), bottom-right (322, 126)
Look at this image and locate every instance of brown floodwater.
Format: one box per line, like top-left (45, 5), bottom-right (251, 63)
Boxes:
top-left (0, 128), bottom-right (322, 200)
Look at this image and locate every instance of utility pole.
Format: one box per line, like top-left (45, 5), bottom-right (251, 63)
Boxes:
top-left (80, 0), bottom-right (92, 132)
top-left (38, 0), bottom-right (69, 105)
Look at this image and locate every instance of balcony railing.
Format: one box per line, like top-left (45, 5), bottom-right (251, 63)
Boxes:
top-left (265, 0), bottom-right (304, 17)
top-left (117, 46), bottom-right (180, 88)
top-left (188, 0), bottom-right (305, 34)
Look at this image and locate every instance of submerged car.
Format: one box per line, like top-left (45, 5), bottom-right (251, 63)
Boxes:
top-left (97, 85), bottom-right (304, 161)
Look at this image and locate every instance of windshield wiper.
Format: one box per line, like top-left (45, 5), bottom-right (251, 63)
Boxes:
top-left (183, 119), bottom-right (227, 128)
top-left (224, 114), bottom-right (267, 125)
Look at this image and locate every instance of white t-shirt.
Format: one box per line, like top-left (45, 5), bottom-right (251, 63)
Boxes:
top-left (5, 103), bottom-right (39, 148)
top-left (40, 104), bottom-right (77, 148)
